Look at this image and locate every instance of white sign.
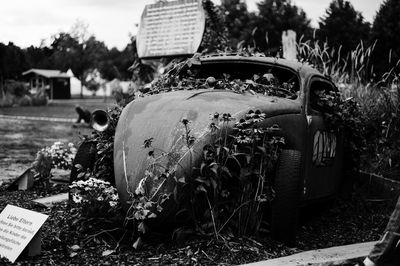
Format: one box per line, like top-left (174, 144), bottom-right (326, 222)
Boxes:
top-left (137, 0), bottom-right (205, 58)
top-left (282, 30), bottom-right (297, 61)
top-left (0, 205), bottom-right (48, 262)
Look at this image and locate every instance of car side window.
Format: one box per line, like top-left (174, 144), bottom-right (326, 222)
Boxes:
top-left (308, 79), bottom-right (338, 167)
top-left (309, 79), bottom-right (336, 114)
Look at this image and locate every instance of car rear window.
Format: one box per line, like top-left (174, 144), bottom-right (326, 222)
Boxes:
top-left (183, 61), bottom-right (300, 99)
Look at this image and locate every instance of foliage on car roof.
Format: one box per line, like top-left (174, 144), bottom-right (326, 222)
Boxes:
top-left (141, 53), bottom-right (300, 99)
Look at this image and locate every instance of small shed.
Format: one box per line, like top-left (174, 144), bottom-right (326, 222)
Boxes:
top-left (22, 69), bottom-right (71, 99)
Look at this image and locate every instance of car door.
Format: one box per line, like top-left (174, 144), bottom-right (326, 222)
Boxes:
top-left (302, 76), bottom-right (343, 202)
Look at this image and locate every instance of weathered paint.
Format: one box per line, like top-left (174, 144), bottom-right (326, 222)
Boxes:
top-left (112, 55), bottom-right (343, 212)
top-left (114, 89), bottom-right (301, 208)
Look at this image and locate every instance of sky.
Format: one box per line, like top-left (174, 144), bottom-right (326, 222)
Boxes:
top-left (0, 0), bottom-right (384, 50)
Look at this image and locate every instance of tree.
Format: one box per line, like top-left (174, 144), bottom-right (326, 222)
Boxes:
top-left (318, 0), bottom-right (370, 57)
top-left (25, 45), bottom-right (53, 69)
top-left (254, 0), bottom-right (312, 55)
top-left (50, 32), bottom-right (83, 73)
top-left (50, 30), bottom-right (109, 97)
top-left (199, 0), bottom-right (230, 53)
top-left (0, 42), bottom-right (27, 80)
top-left (370, 0), bottom-right (400, 76)
top-left (220, 0), bottom-right (256, 49)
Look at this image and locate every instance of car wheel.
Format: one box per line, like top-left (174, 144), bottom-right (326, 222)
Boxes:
top-left (271, 149), bottom-right (302, 246)
top-left (70, 140), bottom-right (97, 183)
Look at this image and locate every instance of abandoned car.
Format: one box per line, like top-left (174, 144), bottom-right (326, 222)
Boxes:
top-left (72, 55), bottom-right (343, 245)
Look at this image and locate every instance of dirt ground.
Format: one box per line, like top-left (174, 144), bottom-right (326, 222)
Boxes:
top-left (0, 117), bottom-right (92, 183)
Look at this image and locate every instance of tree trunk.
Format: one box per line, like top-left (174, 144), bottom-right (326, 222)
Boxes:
top-left (80, 76), bottom-right (83, 99)
top-left (0, 73), bottom-right (4, 99)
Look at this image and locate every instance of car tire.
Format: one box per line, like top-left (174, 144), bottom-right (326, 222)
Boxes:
top-left (271, 149), bottom-right (302, 246)
top-left (70, 140), bottom-right (97, 183)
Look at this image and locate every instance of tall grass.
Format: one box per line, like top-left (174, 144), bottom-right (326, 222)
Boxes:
top-left (297, 36), bottom-right (400, 178)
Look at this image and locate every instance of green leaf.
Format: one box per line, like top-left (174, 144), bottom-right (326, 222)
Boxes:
top-left (257, 146), bottom-right (266, 154)
top-left (196, 185), bottom-right (207, 193)
top-left (173, 186), bottom-right (178, 202)
top-left (221, 166), bottom-right (232, 178)
top-left (175, 208), bottom-right (189, 218)
top-left (77, 172), bottom-right (85, 179)
top-left (102, 249), bottom-right (114, 256)
top-left (200, 162), bottom-right (207, 176)
top-left (210, 178), bottom-right (217, 190)
top-left (138, 222), bottom-right (147, 233)
top-left (133, 237), bottom-right (143, 250)
top-left (70, 245), bottom-right (80, 251)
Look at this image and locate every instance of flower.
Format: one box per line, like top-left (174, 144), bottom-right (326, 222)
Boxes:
top-left (143, 138), bottom-right (154, 148)
top-left (111, 194), bottom-right (119, 201)
top-left (72, 194), bottom-right (83, 204)
top-left (221, 113), bottom-right (232, 122)
top-left (181, 118), bottom-right (189, 125)
top-left (235, 135), bottom-right (252, 144)
top-left (136, 178), bottom-right (146, 195)
top-left (209, 122), bottom-right (219, 131)
top-left (221, 190), bottom-right (230, 198)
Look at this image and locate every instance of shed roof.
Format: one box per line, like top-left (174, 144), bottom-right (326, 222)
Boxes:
top-left (22, 69), bottom-right (71, 78)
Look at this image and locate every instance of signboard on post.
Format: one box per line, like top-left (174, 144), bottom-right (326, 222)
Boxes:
top-left (0, 205), bottom-right (48, 263)
top-left (137, 0), bottom-right (205, 59)
top-left (282, 30), bottom-right (297, 61)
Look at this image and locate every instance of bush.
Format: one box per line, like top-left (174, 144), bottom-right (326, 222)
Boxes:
top-left (15, 94), bottom-right (32, 106)
top-left (31, 91), bottom-right (48, 106)
top-left (0, 93), bottom-right (13, 107)
top-left (4, 80), bottom-right (29, 97)
top-left (298, 38), bottom-right (400, 179)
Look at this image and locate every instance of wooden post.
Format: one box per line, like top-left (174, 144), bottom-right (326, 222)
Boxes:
top-left (282, 30), bottom-right (297, 61)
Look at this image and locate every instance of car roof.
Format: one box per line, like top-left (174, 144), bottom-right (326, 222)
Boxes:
top-left (200, 54), bottom-right (323, 80)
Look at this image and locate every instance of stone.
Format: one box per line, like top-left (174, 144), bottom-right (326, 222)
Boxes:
top-left (32, 193), bottom-right (69, 208)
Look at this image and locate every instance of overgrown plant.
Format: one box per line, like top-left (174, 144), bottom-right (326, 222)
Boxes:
top-left (68, 176), bottom-right (123, 246)
top-left (297, 37), bottom-right (377, 86)
top-left (186, 111), bottom-right (284, 237)
top-left (33, 141), bottom-right (77, 183)
top-left (144, 55), bottom-right (298, 99)
top-left (70, 177), bottom-right (120, 212)
top-left (91, 106), bottom-right (122, 185)
top-left (298, 37), bottom-right (400, 179)
top-left (127, 111), bottom-right (284, 244)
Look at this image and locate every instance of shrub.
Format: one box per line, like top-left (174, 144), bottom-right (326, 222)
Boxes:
top-left (297, 38), bottom-right (400, 179)
top-left (31, 93), bottom-right (48, 106)
top-left (125, 110), bottom-right (284, 245)
top-left (33, 142), bottom-right (78, 184)
top-left (0, 93), bottom-right (13, 107)
top-left (4, 80), bottom-right (29, 97)
top-left (69, 177), bottom-right (120, 219)
top-left (15, 94), bottom-right (32, 106)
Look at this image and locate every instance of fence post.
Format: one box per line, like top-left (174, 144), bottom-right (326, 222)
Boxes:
top-left (282, 30), bottom-right (297, 61)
